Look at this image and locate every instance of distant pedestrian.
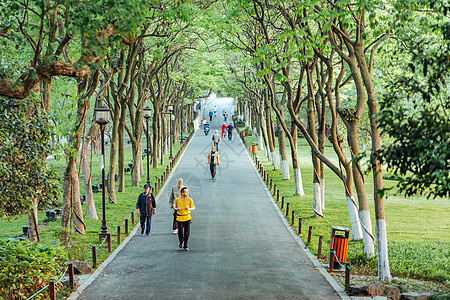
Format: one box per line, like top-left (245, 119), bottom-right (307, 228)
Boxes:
top-left (174, 187), bottom-right (195, 251)
top-left (227, 122), bottom-right (234, 141)
top-left (136, 184), bottom-right (156, 236)
top-left (209, 110), bottom-right (213, 121)
top-left (206, 146), bottom-right (220, 179)
top-left (221, 123), bottom-right (227, 138)
top-left (212, 130), bottom-right (221, 151)
top-left (224, 114), bottom-right (228, 122)
top-left (169, 178), bottom-right (185, 234)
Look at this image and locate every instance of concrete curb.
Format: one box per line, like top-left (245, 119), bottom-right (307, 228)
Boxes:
top-left (68, 133), bottom-right (196, 300)
top-left (237, 136), bottom-right (351, 300)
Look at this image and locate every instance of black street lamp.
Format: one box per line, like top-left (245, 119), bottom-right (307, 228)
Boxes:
top-left (168, 104), bottom-right (174, 159)
top-left (143, 106), bottom-right (152, 186)
top-left (95, 106), bottom-right (110, 242)
top-left (180, 102), bottom-right (184, 143)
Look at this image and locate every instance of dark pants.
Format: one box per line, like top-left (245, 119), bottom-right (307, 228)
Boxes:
top-left (228, 131), bottom-right (232, 140)
top-left (140, 215), bottom-right (152, 235)
top-left (173, 210), bottom-right (178, 230)
top-left (209, 115), bottom-right (212, 121)
top-left (177, 220), bottom-right (191, 248)
top-left (214, 141), bottom-right (219, 151)
top-left (210, 163), bottom-right (216, 179)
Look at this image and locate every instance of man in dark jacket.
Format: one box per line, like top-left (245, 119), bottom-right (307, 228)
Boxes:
top-left (136, 184), bottom-right (156, 235)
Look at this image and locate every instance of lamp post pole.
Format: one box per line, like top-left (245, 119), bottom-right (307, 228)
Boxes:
top-left (169, 114), bottom-right (173, 159)
top-left (160, 111), bottom-right (164, 166)
top-left (180, 105), bottom-right (183, 142)
top-left (143, 107), bottom-right (152, 186)
top-left (168, 104), bottom-right (174, 159)
top-left (95, 106), bottom-right (110, 242)
top-left (100, 124), bottom-right (107, 235)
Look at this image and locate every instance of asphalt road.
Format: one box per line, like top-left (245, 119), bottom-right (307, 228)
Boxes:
top-left (72, 97), bottom-right (344, 300)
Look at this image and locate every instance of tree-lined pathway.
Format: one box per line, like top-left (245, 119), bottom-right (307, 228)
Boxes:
top-left (71, 98), bottom-right (346, 299)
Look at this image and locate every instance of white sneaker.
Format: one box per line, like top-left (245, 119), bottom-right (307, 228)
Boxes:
top-left (173, 229), bottom-right (178, 234)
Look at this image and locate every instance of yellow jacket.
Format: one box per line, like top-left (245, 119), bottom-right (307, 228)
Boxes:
top-left (206, 151), bottom-right (220, 165)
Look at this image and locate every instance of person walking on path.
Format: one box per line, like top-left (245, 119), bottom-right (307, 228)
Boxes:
top-left (209, 110), bottom-right (213, 121)
top-left (212, 130), bottom-right (221, 151)
top-left (169, 178), bottom-right (185, 234)
top-left (136, 184), bottom-right (156, 235)
top-left (174, 187), bottom-right (195, 251)
top-left (206, 146), bottom-right (220, 179)
top-left (221, 123), bottom-right (227, 138)
top-left (227, 122), bottom-right (234, 141)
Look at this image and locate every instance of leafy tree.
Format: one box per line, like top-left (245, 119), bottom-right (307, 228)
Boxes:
top-left (0, 97), bottom-right (60, 219)
top-left (379, 0), bottom-right (450, 199)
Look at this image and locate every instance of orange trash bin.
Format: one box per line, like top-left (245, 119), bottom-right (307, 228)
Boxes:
top-left (252, 142), bottom-right (258, 154)
top-left (330, 226), bottom-right (350, 270)
top-left (241, 131), bottom-right (246, 137)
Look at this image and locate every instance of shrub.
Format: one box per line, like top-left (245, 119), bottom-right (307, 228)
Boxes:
top-left (0, 240), bottom-right (67, 300)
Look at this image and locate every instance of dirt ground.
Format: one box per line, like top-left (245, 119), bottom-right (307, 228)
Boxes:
top-left (332, 272), bottom-right (450, 297)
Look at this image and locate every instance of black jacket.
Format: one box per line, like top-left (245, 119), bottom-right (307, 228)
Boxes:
top-left (136, 192), bottom-right (156, 216)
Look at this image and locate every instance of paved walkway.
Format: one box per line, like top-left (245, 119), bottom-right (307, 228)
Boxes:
top-left (70, 98), bottom-right (347, 300)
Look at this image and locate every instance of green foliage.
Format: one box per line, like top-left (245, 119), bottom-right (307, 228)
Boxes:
top-left (379, 1), bottom-right (450, 199)
top-left (0, 98), bottom-right (60, 218)
top-left (0, 240), bottom-right (68, 300)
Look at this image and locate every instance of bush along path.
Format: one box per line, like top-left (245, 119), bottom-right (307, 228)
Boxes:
top-left (235, 126), bottom-right (450, 298)
top-left (17, 130), bottom-right (195, 300)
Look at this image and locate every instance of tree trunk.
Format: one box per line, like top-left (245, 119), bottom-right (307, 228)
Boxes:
top-left (107, 102), bottom-right (120, 204)
top-left (356, 43), bottom-right (391, 281)
top-left (27, 198), bottom-right (40, 243)
top-left (277, 121), bottom-right (290, 180)
top-left (291, 125), bottom-right (305, 196)
top-left (118, 102), bottom-right (127, 191)
top-left (81, 125), bottom-right (98, 220)
top-left (306, 68), bottom-right (322, 217)
top-left (265, 102), bottom-right (279, 170)
top-left (61, 155), bottom-right (85, 235)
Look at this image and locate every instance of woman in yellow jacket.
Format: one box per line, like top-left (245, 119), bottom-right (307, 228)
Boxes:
top-left (206, 146), bottom-right (220, 179)
top-left (174, 187), bottom-right (195, 251)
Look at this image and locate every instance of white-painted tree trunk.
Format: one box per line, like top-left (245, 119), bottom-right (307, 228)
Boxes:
top-left (293, 168), bottom-right (305, 196)
top-left (346, 195), bottom-right (363, 241)
top-left (359, 210), bottom-right (375, 258)
top-left (376, 219), bottom-right (391, 281)
top-left (258, 132), bottom-right (264, 151)
top-left (313, 182), bottom-right (323, 217)
top-left (245, 108), bottom-right (251, 127)
top-left (320, 178), bottom-right (325, 210)
top-left (271, 151), bottom-right (279, 170)
top-left (252, 128), bottom-right (256, 138)
top-left (280, 158), bottom-right (290, 180)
